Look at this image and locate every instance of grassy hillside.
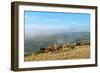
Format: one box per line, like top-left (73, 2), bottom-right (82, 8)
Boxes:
top-left (24, 45), bottom-right (90, 61)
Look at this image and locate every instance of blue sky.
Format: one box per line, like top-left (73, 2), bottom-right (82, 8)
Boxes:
top-left (24, 11), bottom-right (90, 37)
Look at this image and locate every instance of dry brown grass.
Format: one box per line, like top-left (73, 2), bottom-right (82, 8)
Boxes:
top-left (24, 45), bottom-right (90, 61)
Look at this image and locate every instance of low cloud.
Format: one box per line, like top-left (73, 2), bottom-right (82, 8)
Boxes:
top-left (25, 24), bottom-right (90, 38)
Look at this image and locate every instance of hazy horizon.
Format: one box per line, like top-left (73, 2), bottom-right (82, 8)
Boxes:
top-left (24, 11), bottom-right (90, 39)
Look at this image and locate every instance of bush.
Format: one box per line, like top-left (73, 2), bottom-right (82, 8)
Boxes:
top-left (35, 50), bottom-right (44, 54)
top-left (69, 45), bottom-right (75, 49)
top-left (24, 54), bottom-right (32, 57)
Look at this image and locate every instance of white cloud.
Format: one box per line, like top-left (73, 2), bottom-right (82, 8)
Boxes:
top-left (32, 16), bottom-right (39, 19)
top-left (45, 19), bottom-right (60, 22)
top-left (71, 21), bottom-right (79, 25)
top-left (25, 15), bottom-right (29, 19)
top-left (25, 15), bottom-right (38, 20)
